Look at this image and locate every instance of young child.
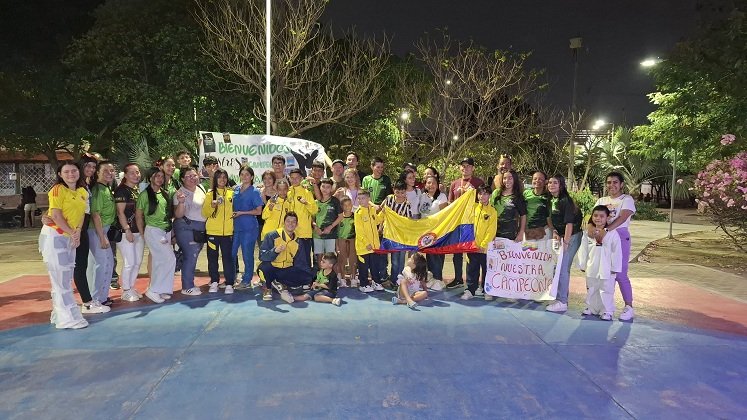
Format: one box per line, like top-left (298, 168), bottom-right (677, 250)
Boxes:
top-left (295, 252), bottom-right (342, 306)
top-left (392, 253), bottom-right (429, 308)
top-left (380, 180), bottom-right (412, 289)
top-left (462, 185), bottom-right (498, 301)
top-left (313, 178), bottom-right (343, 266)
top-left (354, 190), bottom-right (385, 293)
top-left (336, 197), bottom-right (357, 287)
top-left (576, 205), bottom-right (623, 321)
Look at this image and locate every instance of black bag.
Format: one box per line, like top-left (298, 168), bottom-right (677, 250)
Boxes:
top-left (174, 248), bottom-right (184, 273)
top-left (107, 227), bottom-right (123, 243)
top-left (193, 229), bottom-right (208, 243)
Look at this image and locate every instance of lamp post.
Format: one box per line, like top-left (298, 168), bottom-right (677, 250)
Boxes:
top-left (398, 110), bottom-right (410, 147)
top-left (264, 0), bottom-right (272, 135)
top-left (568, 37), bottom-right (583, 191)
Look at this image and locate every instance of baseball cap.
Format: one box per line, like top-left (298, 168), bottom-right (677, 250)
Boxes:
top-left (460, 157), bottom-right (475, 166)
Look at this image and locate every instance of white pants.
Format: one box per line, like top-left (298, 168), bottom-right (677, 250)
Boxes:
top-left (87, 227), bottom-right (114, 303)
top-left (119, 231), bottom-right (144, 291)
top-left (586, 276), bottom-right (615, 316)
top-left (144, 226), bottom-right (176, 294)
top-left (39, 226), bottom-right (85, 328)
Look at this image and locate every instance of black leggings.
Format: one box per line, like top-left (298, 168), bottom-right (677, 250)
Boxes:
top-left (73, 214), bottom-right (93, 303)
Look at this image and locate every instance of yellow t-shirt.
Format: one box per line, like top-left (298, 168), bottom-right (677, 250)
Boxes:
top-left (47, 184), bottom-right (88, 236)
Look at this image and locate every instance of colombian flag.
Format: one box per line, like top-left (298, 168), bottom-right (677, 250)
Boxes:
top-left (380, 189), bottom-right (477, 254)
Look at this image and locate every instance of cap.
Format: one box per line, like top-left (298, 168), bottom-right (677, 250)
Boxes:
top-left (331, 159), bottom-right (345, 166)
top-left (460, 157), bottom-right (475, 166)
top-left (203, 156), bottom-right (219, 166)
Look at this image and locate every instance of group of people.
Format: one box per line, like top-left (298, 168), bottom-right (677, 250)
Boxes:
top-left (40, 150), bottom-right (636, 330)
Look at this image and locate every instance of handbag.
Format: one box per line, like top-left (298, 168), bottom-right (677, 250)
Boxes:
top-left (193, 229), bottom-right (208, 243)
top-left (174, 248), bottom-right (184, 273)
top-left (107, 227), bottom-right (123, 243)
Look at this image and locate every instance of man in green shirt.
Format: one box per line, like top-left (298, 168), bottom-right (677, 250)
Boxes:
top-left (361, 156), bottom-right (393, 206)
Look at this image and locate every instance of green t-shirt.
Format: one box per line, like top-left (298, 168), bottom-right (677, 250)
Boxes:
top-left (136, 188), bottom-right (171, 230)
top-left (490, 190), bottom-right (527, 240)
top-left (523, 189), bottom-right (550, 229)
top-left (550, 196), bottom-right (583, 236)
top-left (361, 174), bottom-right (393, 205)
top-left (314, 197), bottom-right (341, 239)
top-left (89, 182), bottom-right (116, 228)
top-left (337, 214), bottom-right (355, 239)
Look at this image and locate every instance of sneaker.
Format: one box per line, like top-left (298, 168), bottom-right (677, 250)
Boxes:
top-left (619, 305), bottom-right (635, 321)
top-left (359, 285), bottom-right (374, 293)
top-left (69, 319), bottom-right (89, 329)
top-left (262, 289), bottom-right (273, 301)
top-left (279, 290), bottom-right (294, 304)
top-left (332, 297), bottom-right (342, 306)
top-left (109, 280), bottom-right (120, 290)
top-left (145, 290), bottom-right (165, 304)
top-left (234, 282), bottom-right (252, 291)
top-left (460, 290), bottom-right (474, 300)
top-left (372, 282), bottom-right (384, 291)
top-left (160, 294), bottom-right (172, 300)
top-left (484, 294), bottom-right (495, 301)
top-left (446, 279), bottom-right (463, 289)
top-left (271, 280), bottom-right (287, 293)
top-left (581, 307), bottom-right (592, 315)
top-left (380, 280), bottom-right (396, 290)
top-left (121, 289), bottom-right (140, 302)
top-left (81, 301), bottom-right (111, 314)
top-left (101, 298), bottom-right (114, 306)
top-left (475, 288), bottom-right (484, 296)
top-left (181, 288), bottom-right (202, 296)
top-left (545, 301), bottom-right (568, 313)
top-left (430, 280), bottom-right (445, 291)
top-left (209, 282), bottom-right (219, 293)
top-left (601, 313), bottom-right (613, 321)
top-left (135, 290), bottom-right (143, 298)
top-left (225, 285), bottom-right (234, 294)
top-left (407, 301), bottom-right (418, 309)
top-left (391, 296), bottom-right (400, 305)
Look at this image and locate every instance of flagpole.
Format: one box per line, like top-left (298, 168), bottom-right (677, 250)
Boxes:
top-left (265, 0), bottom-right (272, 135)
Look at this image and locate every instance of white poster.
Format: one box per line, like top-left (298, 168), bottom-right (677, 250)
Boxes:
top-left (484, 238), bottom-right (562, 300)
top-left (198, 132), bottom-right (329, 181)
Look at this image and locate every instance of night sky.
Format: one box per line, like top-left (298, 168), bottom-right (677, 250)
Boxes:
top-left (2, 0), bottom-right (700, 127)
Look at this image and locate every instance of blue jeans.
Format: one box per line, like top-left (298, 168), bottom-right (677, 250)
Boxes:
top-left (426, 254), bottom-right (445, 280)
top-left (233, 229), bottom-right (258, 284)
top-left (389, 251), bottom-right (406, 282)
top-left (173, 218), bottom-right (205, 290)
top-left (87, 227), bottom-right (114, 303)
top-left (556, 231), bottom-right (583, 304)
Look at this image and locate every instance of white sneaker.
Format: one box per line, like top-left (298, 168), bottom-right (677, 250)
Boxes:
top-left (160, 294), bottom-right (172, 300)
top-left (359, 285), bottom-right (374, 293)
top-left (81, 301), bottom-right (110, 314)
top-left (545, 301), bottom-right (568, 313)
top-left (224, 285), bottom-right (234, 294)
top-left (332, 298), bottom-right (342, 306)
top-left (181, 288), bottom-right (202, 296)
top-left (209, 282), bottom-right (219, 293)
top-left (145, 290), bottom-right (165, 304)
top-left (279, 290), bottom-right (294, 304)
top-left (475, 288), bottom-right (484, 296)
top-left (460, 290), bottom-right (474, 300)
top-left (430, 280), bottom-right (445, 291)
top-left (582, 307), bottom-right (592, 315)
top-left (372, 282), bottom-right (384, 291)
top-left (121, 289), bottom-right (140, 302)
top-left (601, 313), bottom-right (613, 321)
top-left (484, 294), bottom-right (495, 301)
top-left (619, 305), bottom-right (635, 321)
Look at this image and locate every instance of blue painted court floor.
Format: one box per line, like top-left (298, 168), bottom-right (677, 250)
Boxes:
top-left (1, 287), bottom-right (746, 419)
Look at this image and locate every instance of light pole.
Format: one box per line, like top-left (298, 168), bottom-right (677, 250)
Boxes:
top-left (398, 110), bottom-right (410, 147)
top-left (264, 0), bottom-right (272, 135)
top-left (568, 37), bottom-right (583, 191)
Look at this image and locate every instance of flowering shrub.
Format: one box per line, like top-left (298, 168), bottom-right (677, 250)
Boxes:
top-left (693, 149), bottom-right (747, 251)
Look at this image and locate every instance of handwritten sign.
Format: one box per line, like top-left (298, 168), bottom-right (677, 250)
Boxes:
top-left (484, 238), bottom-right (562, 300)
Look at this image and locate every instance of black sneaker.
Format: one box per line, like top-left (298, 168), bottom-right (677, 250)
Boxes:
top-left (445, 279), bottom-right (463, 289)
top-left (271, 280), bottom-right (286, 293)
top-left (110, 280), bottom-right (120, 290)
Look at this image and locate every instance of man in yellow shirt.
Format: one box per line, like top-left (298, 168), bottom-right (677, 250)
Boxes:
top-left (257, 212), bottom-right (313, 303)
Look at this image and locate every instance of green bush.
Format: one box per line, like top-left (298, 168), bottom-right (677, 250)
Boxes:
top-left (570, 187), bottom-right (597, 220)
top-left (634, 202), bottom-right (668, 221)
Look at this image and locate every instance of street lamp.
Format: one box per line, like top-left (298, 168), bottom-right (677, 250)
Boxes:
top-left (640, 57), bottom-right (660, 68)
top-left (398, 110), bottom-right (410, 146)
top-left (568, 36), bottom-right (583, 191)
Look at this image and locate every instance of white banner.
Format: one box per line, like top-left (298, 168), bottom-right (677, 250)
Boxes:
top-left (484, 238), bottom-right (562, 300)
top-left (198, 132), bottom-right (329, 181)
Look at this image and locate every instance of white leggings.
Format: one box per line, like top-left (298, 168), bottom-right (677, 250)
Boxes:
top-left (119, 232), bottom-right (144, 291)
top-left (144, 226), bottom-right (176, 294)
top-left (39, 226), bottom-right (85, 328)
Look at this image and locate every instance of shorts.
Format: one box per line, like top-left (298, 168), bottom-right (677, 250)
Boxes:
top-left (313, 238), bottom-right (336, 254)
top-left (24, 203), bottom-right (37, 212)
top-left (307, 289), bottom-right (335, 299)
